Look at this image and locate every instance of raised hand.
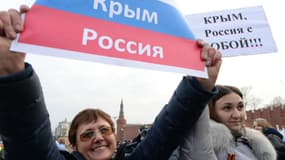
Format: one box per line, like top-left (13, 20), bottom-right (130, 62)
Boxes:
top-left (0, 5), bottom-right (29, 76)
top-left (196, 39), bottom-right (222, 91)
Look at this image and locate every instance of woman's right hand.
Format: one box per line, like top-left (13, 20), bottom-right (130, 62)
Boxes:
top-left (0, 5), bottom-right (29, 76)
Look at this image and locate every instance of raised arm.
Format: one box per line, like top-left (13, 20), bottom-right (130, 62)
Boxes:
top-left (0, 6), bottom-right (65, 160)
top-left (126, 40), bottom-right (222, 160)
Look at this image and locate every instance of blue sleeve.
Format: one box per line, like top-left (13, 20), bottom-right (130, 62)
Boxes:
top-left (126, 76), bottom-right (217, 160)
top-left (0, 63), bottom-right (66, 160)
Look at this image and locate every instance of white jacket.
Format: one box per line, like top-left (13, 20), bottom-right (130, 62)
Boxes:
top-left (177, 107), bottom-right (277, 160)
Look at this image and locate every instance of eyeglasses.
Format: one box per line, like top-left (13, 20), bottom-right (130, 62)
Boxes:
top-left (80, 126), bottom-right (113, 142)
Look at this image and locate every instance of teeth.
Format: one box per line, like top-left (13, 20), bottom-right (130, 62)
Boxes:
top-left (92, 146), bottom-right (105, 151)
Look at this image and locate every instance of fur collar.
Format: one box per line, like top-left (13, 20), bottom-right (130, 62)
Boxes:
top-left (210, 120), bottom-right (277, 160)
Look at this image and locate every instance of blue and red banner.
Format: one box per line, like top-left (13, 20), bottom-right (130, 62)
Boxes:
top-left (12, 0), bottom-right (207, 77)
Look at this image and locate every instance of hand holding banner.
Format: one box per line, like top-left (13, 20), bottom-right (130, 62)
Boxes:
top-left (11, 0), bottom-right (207, 78)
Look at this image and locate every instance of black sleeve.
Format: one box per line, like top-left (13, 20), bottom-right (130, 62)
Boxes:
top-left (0, 63), bottom-right (66, 160)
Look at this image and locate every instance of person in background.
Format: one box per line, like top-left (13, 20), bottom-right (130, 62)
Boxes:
top-left (174, 85), bottom-right (277, 160)
top-left (253, 118), bottom-right (285, 160)
top-left (116, 125), bottom-right (150, 158)
top-left (0, 5), bottom-right (222, 160)
top-left (56, 137), bottom-right (68, 151)
top-left (0, 137), bottom-right (4, 160)
top-left (280, 127), bottom-right (285, 143)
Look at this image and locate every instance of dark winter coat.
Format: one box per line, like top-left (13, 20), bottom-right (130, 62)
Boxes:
top-left (263, 127), bottom-right (285, 160)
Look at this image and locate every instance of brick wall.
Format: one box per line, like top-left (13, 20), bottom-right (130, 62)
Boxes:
top-left (246, 105), bottom-right (285, 129)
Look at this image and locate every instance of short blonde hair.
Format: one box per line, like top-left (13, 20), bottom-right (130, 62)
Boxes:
top-left (253, 118), bottom-right (272, 128)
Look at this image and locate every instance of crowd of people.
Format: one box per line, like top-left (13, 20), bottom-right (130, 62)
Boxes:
top-left (0, 4), bottom-right (285, 160)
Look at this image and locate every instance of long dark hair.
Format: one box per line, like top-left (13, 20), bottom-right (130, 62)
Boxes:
top-left (208, 85), bottom-right (243, 122)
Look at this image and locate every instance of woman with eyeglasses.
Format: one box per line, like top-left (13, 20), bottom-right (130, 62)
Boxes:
top-left (67, 108), bottom-right (117, 160)
top-left (174, 85), bottom-right (277, 160)
top-left (0, 5), bottom-right (223, 160)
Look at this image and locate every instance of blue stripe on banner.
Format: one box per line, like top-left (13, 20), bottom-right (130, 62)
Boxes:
top-left (34, 0), bottom-right (195, 39)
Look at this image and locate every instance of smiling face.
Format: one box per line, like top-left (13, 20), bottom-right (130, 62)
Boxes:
top-left (214, 92), bottom-right (246, 132)
top-left (68, 108), bottom-right (116, 160)
top-left (75, 117), bottom-right (116, 160)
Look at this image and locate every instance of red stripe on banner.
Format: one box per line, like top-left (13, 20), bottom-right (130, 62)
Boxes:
top-left (19, 5), bottom-right (203, 70)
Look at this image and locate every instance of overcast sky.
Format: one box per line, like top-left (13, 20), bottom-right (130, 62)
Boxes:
top-left (1, 0), bottom-right (284, 130)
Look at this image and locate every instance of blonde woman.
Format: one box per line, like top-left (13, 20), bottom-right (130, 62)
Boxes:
top-left (254, 118), bottom-right (285, 160)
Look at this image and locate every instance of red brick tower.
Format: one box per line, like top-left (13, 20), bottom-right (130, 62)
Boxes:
top-left (116, 99), bottom-right (126, 142)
